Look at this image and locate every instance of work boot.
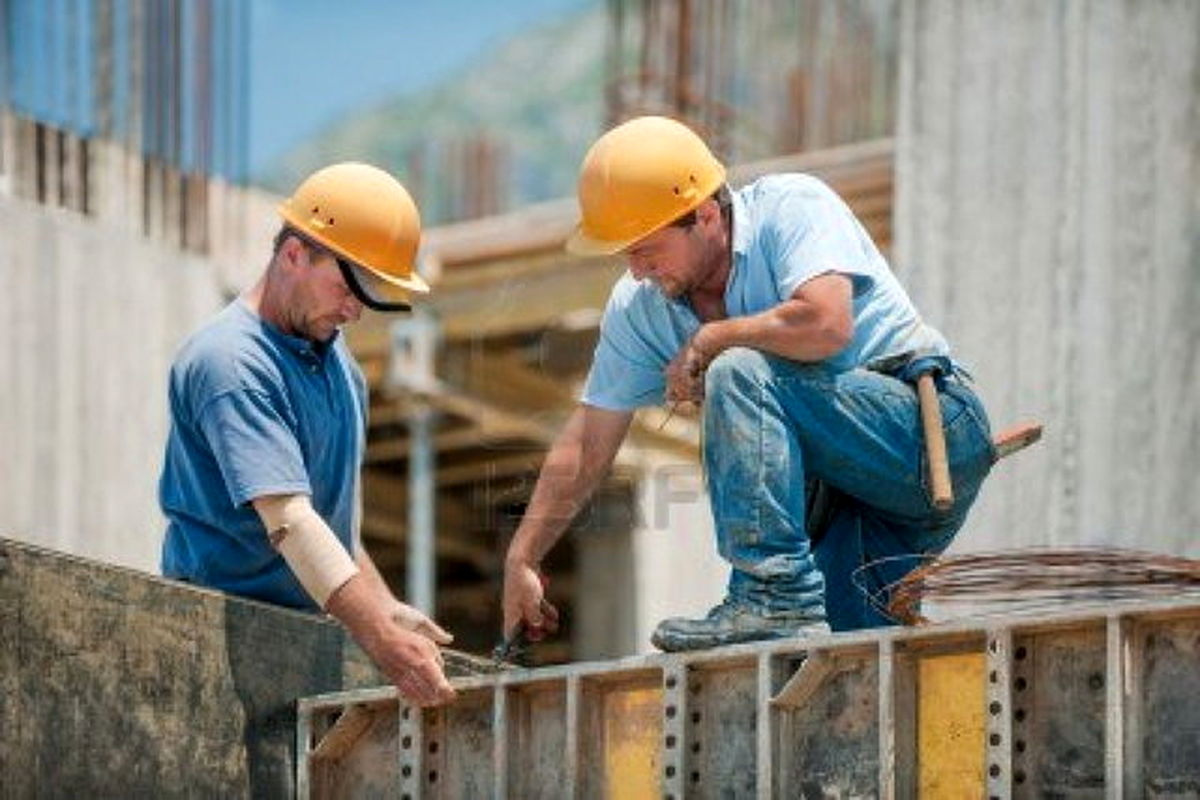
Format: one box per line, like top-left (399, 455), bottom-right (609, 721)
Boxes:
top-left (650, 598), bottom-right (830, 652)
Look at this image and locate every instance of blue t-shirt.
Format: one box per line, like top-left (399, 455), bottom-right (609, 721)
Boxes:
top-left (159, 300), bottom-right (367, 610)
top-left (583, 174), bottom-right (949, 410)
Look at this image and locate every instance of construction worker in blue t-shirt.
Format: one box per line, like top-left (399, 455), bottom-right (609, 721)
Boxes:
top-left (159, 163), bottom-right (455, 705)
top-left (502, 116), bottom-right (996, 652)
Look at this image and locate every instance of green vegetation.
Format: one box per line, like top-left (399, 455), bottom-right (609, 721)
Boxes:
top-left (259, 6), bottom-right (605, 224)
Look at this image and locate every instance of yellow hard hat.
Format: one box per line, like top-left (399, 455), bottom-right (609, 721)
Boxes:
top-left (567, 116), bottom-right (726, 256)
top-left (278, 162), bottom-right (428, 312)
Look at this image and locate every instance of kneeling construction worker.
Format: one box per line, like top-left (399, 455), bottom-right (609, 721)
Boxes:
top-left (158, 163), bottom-right (456, 705)
top-left (503, 116), bottom-right (996, 652)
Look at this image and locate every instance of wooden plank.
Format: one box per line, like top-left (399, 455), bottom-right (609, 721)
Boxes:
top-left (309, 704), bottom-right (377, 762)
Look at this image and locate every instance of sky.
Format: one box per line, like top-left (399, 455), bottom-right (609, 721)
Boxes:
top-left (250, 0), bottom-right (596, 175)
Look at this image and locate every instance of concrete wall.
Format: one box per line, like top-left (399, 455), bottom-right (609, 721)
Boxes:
top-left (0, 537), bottom-right (381, 797)
top-left (894, 0), bottom-right (1200, 554)
top-left (0, 194), bottom-right (257, 571)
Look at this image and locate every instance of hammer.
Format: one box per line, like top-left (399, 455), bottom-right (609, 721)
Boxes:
top-left (916, 372), bottom-right (953, 511)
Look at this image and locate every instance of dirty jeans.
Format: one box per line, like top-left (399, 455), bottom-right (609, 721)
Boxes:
top-left (702, 347), bottom-right (995, 631)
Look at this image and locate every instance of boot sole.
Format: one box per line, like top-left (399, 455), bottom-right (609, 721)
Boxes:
top-left (651, 622), bottom-right (830, 653)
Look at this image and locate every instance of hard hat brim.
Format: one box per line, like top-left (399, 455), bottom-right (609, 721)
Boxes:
top-left (565, 226), bottom-right (636, 257)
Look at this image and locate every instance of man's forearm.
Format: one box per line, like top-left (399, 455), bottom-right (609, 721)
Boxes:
top-left (692, 273), bottom-right (853, 364)
top-left (507, 405), bottom-right (631, 568)
top-left (696, 301), bottom-right (849, 363)
top-left (507, 447), bottom-right (601, 567)
top-left (326, 570), bottom-right (389, 644)
top-left (354, 544), bottom-right (395, 604)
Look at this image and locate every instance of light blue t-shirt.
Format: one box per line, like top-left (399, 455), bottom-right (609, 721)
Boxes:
top-left (159, 300), bottom-right (366, 610)
top-left (583, 174), bottom-right (949, 410)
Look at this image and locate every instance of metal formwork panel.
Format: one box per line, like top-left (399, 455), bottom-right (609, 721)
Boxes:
top-left (579, 671), bottom-right (662, 797)
top-left (1140, 620), bottom-right (1200, 794)
top-left (687, 660), bottom-right (759, 798)
top-left (297, 599), bottom-right (1200, 799)
top-left (775, 650), bottom-right (880, 795)
top-left (1013, 627), bottom-right (1107, 796)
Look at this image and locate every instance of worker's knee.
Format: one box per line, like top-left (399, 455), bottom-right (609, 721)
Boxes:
top-left (705, 347), bottom-right (828, 398)
top-left (704, 347), bottom-right (772, 395)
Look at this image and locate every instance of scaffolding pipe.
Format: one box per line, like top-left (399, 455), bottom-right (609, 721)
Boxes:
top-left (390, 303), bottom-right (441, 615)
top-left (407, 403), bottom-right (436, 614)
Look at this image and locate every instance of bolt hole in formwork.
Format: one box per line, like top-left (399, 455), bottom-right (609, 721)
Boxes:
top-left (666, 704), bottom-right (677, 719)
top-left (428, 741), bottom-right (438, 754)
top-left (666, 766), bottom-right (676, 778)
top-left (989, 701), bottom-right (1002, 716)
top-left (1014, 708), bottom-right (1026, 722)
top-left (690, 681), bottom-right (702, 695)
top-left (1014, 677), bottom-right (1028, 692)
top-left (665, 734), bottom-right (677, 749)
top-left (665, 676), bottom-right (677, 689)
top-left (989, 670), bottom-right (998, 684)
top-left (691, 742), bottom-right (701, 754)
top-left (402, 735), bottom-right (412, 749)
top-left (1015, 739), bottom-right (1026, 753)
top-left (989, 764), bottom-right (1001, 778)
top-left (1015, 646), bottom-right (1028, 660)
top-left (402, 766), bottom-right (412, 778)
top-left (1014, 769), bottom-right (1026, 784)
top-left (690, 711), bottom-right (701, 724)
top-left (989, 733), bottom-right (1001, 746)
top-left (428, 770), bottom-right (438, 784)
top-left (402, 707), bottom-right (411, 721)
top-left (691, 771), bottom-right (700, 783)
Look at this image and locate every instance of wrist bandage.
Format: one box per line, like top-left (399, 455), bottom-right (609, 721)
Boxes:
top-left (256, 494), bottom-right (359, 608)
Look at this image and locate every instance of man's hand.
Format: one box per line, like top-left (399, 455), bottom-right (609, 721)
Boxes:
top-left (502, 559), bottom-right (559, 643)
top-left (360, 623), bottom-right (457, 707)
top-left (497, 405), bottom-right (629, 647)
top-left (389, 599), bottom-right (454, 646)
top-left (666, 334), bottom-right (715, 403)
top-left (326, 574), bottom-right (456, 707)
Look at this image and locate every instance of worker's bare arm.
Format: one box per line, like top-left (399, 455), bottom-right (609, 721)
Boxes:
top-left (502, 404), bottom-right (634, 637)
top-left (729, 271), bottom-right (853, 360)
top-left (252, 493), bottom-right (455, 706)
top-left (667, 273), bottom-right (853, 402)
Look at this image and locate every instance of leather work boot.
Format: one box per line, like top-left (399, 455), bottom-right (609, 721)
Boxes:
top-left (650, 599), bottom-right (830, 652)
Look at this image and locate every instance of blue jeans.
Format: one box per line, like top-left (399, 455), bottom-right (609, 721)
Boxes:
top-left (702, 347), bottom-right (995, 631)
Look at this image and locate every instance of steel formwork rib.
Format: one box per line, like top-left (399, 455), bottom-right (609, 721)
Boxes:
top-left (297, 597), bottom-right (1200, 798)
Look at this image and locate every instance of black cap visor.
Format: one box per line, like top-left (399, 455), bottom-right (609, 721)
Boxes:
top-left (335, 258), bottom-right (413, 313)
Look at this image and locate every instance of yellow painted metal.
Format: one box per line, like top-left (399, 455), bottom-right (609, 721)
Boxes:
top-left (917, 652), bottom-right (985, 797)
top-left (602, 684), bottom-right (663, 800)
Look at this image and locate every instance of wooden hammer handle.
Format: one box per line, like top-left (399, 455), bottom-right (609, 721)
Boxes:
top-left (916, 373), bottom-right (954, 511)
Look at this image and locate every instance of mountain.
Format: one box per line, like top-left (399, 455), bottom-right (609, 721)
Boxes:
top-left (258, 5), bottom-right (606, 224)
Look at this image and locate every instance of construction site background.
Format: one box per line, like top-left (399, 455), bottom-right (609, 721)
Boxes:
top-left (1, 0), bottom-right (1197, 667)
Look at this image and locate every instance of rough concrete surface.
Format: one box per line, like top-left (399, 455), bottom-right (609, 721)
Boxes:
top-left (0, 536), bottom-right (382, 798)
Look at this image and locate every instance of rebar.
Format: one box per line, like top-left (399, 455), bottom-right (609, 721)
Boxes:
top-left (853, 548), bottom-right (1200, 625)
